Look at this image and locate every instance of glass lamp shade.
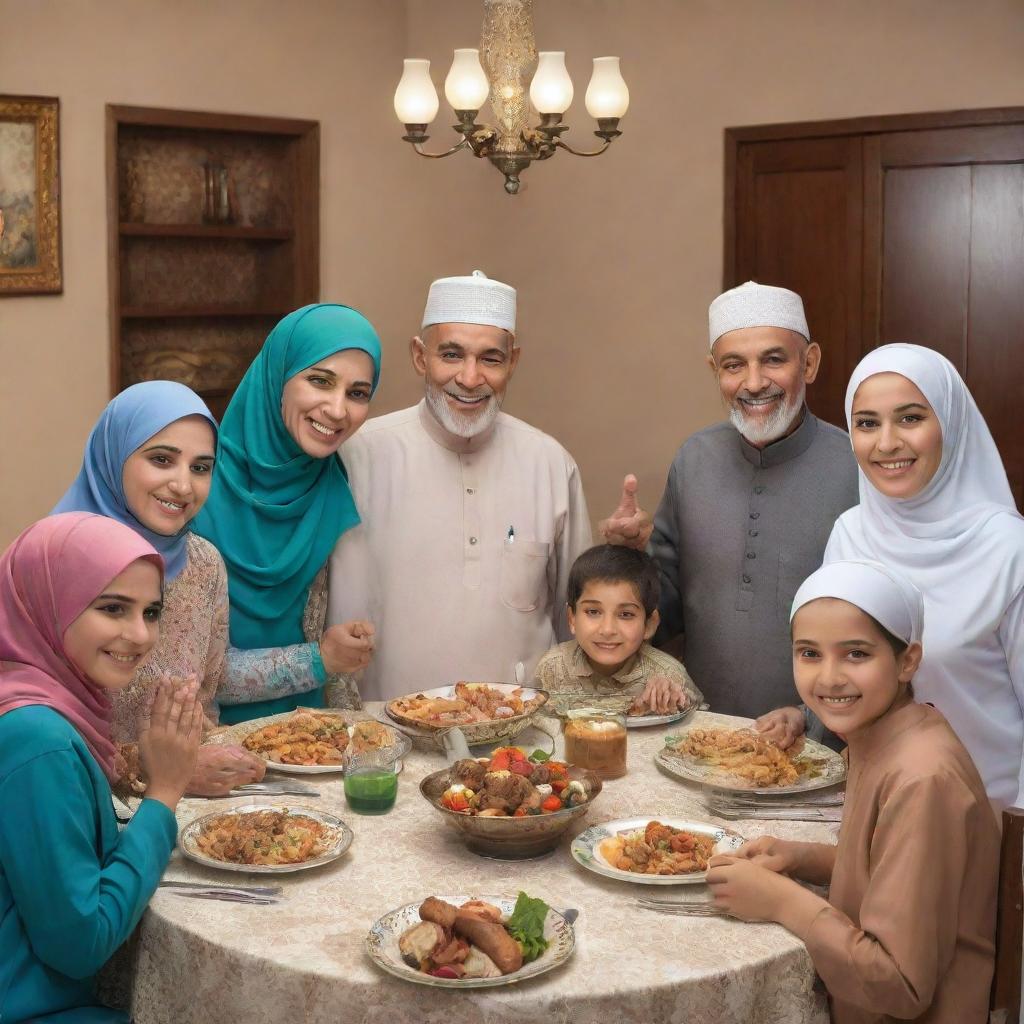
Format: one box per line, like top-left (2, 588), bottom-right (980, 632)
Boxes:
top-left (529, 51), bottom-right (574, 115)
top-left (444, 49), bottom-right (490, 111)
top-left (394, 59), bottom-right (439, 124)
top-left (585, 56), bottom-right (629, 119)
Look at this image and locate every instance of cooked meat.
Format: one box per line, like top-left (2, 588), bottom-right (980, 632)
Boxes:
top-left (477, 771), bottom-right (535, 814)
top-left (458, 899), bottom-right (503, 922)
top-left (398, 920), bottom-right (445, 969)
top-left (454, 912), bottom-right (523, 975)
top-left (529, 764), bottom-right (551, 785)
top-left (451, 758), bottom-right (487, 789)
top-left (431, 937), bottom-right (470, 965)
top-left (419, 896), bottom-right (459, 930)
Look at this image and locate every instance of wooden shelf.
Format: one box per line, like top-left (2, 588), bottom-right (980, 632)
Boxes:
top-left (119, 222), bottom-right (292, 240)
top-left (107, 103), bottom-right (320, 397)
top-left (121, 304), bottom-right (287, 319)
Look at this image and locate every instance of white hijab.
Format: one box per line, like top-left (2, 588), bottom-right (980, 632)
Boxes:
top-left (829, 343), bottom-right (1021, 581)
top-left (826, 344), bottom-right (1024, 808)
top-left (791, 560), bottom-right (924, 647)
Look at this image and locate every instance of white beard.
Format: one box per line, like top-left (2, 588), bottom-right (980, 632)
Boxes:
top-left (729, 382), bottom-right (806, 445)
top-left (425, 380), bottom-right (501, 438)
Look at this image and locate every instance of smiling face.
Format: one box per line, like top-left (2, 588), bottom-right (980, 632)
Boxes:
top-left (850, 372), bottom-right (944, 500)
top-left (792, 597), bottom-right (921, 738)
top-left (708, 327), bottom-right (821, 448)
top-left (567, 579), bottom-right (659, 676)
top-left (280, 349), bottom-right (375, 457)
top-left (413, 322), bottom-right (520, 438)
top-left (63, 558), bottom-right (163, 690)
top-left (121, 415), bottom-right (216, 535)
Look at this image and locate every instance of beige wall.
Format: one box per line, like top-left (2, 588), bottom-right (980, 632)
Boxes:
top-left (3, 0), bottom-right (1024, 546)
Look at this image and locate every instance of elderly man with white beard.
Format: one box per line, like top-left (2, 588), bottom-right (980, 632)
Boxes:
top-left (601, 282), bottom-right (858, 726)
top-left (326, 271), bottom-right (591, 701)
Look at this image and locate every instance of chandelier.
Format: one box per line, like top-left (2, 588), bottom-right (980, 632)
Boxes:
top-left (393, 0), bottom-right (629, 195)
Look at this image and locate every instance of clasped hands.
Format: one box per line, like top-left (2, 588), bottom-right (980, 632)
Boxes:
top-left (706, 837), bottom-right (806, 922)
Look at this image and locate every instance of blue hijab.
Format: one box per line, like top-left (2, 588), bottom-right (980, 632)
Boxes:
top-left (53, 381), bottom-right (218, 580)
top-left (192, 304), bottom-right (382, 659)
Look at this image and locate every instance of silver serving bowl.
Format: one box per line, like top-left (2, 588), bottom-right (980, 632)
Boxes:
top-left (385, 684), bottom-right (551, 751)
top-left (419, 764), bottom-right (602, 859)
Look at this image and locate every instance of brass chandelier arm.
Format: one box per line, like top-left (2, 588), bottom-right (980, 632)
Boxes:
top-left (409, 138), bottom-right (472, 159)
top-left (552, 137), bottom-right (614, 158)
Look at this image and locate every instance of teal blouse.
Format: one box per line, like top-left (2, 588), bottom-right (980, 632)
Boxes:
top-left (0, 706), bottom-right (177, 1023)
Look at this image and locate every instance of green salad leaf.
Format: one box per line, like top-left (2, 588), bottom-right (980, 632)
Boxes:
top-left (529, 748), bottom-right (551, 763)
top-left (506, 891), bottom-right (550, 963)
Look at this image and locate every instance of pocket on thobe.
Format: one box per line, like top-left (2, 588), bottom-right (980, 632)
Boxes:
top-left (500, 539), bottom-right (551, 612)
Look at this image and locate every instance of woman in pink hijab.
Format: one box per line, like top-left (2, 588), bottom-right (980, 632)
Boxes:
top-left (0, 512), bottom-right (202, 1024)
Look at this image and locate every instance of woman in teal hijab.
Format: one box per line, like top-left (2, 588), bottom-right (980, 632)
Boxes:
top-left (193, 303), bottom-right (382, 723)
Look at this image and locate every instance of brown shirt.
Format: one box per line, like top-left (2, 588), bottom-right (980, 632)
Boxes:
top-left (804, 699), bottom-right (998, 1024)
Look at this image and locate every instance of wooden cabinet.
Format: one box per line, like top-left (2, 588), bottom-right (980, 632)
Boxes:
top-left (106, 105), bottom-right (319, 419)
top-left (726, 108), bottom-right (1024, 506)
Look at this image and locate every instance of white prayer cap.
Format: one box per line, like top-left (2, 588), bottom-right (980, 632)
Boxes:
top-left (421, 269), bottom-right (516, 334)
top-left (790, 560), bottom-right (924, 646)
top-left (709, 281), bottom-right (809, 349)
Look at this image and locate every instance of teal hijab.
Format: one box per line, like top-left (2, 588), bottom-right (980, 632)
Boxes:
top-left (193, 304), bottom-right (381, 679)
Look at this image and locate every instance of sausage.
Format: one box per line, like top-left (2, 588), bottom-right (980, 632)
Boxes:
top-left (453, 912), bottom-right (523, 975)
top-left (419, 896), bottom-right (459, 929)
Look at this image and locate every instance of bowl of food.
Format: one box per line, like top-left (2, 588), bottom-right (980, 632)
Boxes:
top-left (367, 892), bottom-right (575, 988)
top-left (420, 745), bottom-right (602, 859)
top-left (386, 682), bottom-right (549, 749)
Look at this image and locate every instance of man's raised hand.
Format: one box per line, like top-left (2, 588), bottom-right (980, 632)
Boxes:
top-left (599, 474), bottom-right (653, 550)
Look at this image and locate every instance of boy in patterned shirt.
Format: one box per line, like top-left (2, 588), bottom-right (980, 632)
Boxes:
top-left (534, 545), bottom-right (703, 716)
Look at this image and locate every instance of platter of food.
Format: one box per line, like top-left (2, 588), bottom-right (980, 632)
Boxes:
top-left (420, 746), bottom-right (602, 859)
top-left (209, 709), bottom-right (410, 775)
top-left (179, 804), bottom-right (353, 874)
top-left (655, 721), bottom-right (846, 794)
top-left (366, 892), bottom-right (575, 988)
top-left (571, 817), bottom-right (744, 885)
top-left (385, 682), bottom-right (549, 747)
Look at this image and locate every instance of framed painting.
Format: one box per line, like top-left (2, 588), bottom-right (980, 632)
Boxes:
top-left (0, 95), bottom-right (61, 295)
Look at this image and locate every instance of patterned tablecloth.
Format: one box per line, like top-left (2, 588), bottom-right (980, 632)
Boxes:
top-left (129, 708), bottom-right (835, 1024)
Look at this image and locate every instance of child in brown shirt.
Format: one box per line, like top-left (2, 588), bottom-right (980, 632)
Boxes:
top-left (707, 560), bottom-right (998, 1024)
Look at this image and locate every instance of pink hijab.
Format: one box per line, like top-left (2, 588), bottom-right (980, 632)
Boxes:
top-left (0, 512), bottom-right (163, 782)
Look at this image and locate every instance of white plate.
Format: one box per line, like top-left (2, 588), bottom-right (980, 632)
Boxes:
top-left (366, 894), bottom-right (575, 988)
top-left (179, 803), bottom-right (353, 874)
top-left (625, 707), bottom-right (694, 729)
top-left (571, 816), bottom-right (744, 885)
top-left (209, 710), bottom-right (409, 776)
top-left (655, 719), bottom-right (847, 795)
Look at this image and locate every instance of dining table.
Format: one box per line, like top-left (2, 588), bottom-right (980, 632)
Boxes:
top-left (124, 706), bottom-right (837, 1024)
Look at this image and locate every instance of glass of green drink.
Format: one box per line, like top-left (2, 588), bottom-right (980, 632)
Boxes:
top-left (343, 741), bottom-right (404, 815)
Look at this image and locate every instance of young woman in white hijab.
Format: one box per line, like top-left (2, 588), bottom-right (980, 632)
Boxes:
top-left (823, 342), bottom-right (1024, 812)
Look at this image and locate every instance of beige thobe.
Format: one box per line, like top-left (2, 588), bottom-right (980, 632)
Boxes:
top-left (804, 699), bottom-right (999, 1024)
top-left (327, 401), bottom-right (592, 700)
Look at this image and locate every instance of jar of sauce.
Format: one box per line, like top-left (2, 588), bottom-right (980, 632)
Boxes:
top-left (563, 708), bottom-right (627, 779)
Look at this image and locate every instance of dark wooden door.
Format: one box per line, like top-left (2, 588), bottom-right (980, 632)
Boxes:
top-left (727, 109), bottom-right (1024, 508)
top-left (863, 125), bottom-right (1024, 505)
top-left (732, 136), bottom-right (863, 428)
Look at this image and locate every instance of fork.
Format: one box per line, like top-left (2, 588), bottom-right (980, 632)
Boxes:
top-left (165, 889), bottom-right (280, 906)
top-left (636, 897), bottom-right (724, 917)
top-left (159, 880), bottom-right (283, 897)
top-left (230, 782), bottom-right (321, 797)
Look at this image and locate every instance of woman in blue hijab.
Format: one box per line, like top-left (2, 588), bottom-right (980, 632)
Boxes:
top-left (193, 303), bottom-right (383, 723)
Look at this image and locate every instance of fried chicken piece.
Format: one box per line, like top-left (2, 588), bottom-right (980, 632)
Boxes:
top-left (451, 758), bottom-right (487, 789)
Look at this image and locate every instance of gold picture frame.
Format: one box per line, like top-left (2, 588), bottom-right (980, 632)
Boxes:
top-left (0, 95), bottom-right (61, 295)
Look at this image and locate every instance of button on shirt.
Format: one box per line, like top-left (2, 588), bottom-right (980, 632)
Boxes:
top-left (649, 411), bottom-right (859, 717)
